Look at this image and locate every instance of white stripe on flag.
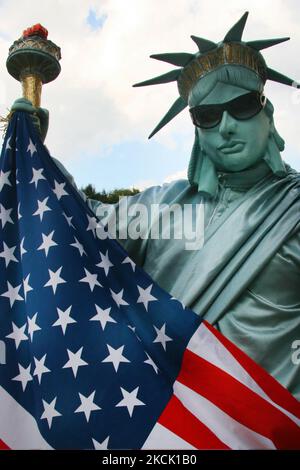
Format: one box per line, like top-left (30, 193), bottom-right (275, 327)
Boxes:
top-left (0, 386), bottom-right (51, 450)
top-left (173, 381), bottom-right (276, 450)
top-left (188, 323), bottom-right (300, 427)
top-left (142, 422), bottom-right (196, 450)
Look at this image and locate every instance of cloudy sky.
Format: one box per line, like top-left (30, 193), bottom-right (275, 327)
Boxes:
top-left (0, 0), bottom-right (299, 192)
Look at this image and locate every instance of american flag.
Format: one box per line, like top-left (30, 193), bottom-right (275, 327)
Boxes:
top-left (0, 112), bottom-right (299, 450)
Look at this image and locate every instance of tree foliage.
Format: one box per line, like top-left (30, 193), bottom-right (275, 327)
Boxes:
top-left (81, 184), bottom-right (140, 204)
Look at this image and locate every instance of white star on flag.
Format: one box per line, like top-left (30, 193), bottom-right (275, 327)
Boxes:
top-left (33, 354), bottom-right (51, 384)
top-left (12, 363), bottom-right (33, 391)
top-left (20, 237), bottom-right (27, 258)
top-left (153, 323), bottom-right (173, 351)
top-left (5, 137), bottom-right (11, 151)
top-left (110, 288), bottom-right (129, 307)
top-left (86, 214), bottom-right (99, 237)
top-left (23, 274), bottom-right (33, 300)
top-left (0, 203), bottom-right (13, 228)
top-left (128, 324), bottom-right (136, 333)
top-left (6, 322), bottom-right (28, 349)
top-left (90, 305), bottom-right (116, 331)
top-left (33, 197), bottom-right (51, 221)
top-left (102, 344), bottom-right (130, 372)
top-left (41, 397), bottom-right (61, 429)
top-left (53, 180), bottom-right (68, 200)
top-left (30, 167), bottom-right (46, 188)
top-left (38, 230), bottom-right (57, 256)
top-left (171, 297), bottom-right (186, 310)
top-left (63, 212), bottom-right (75, 228)
top-left (92, 436), bottom-right (110, 450)
top-left (97, 250), bottom-right (113, 276)
top-left (44, 267), bottom-right (66, 294)
top-left (0, 242), bottom-right (18, 267)
top-left (122, 256), bottom-right (136, 271)
top-left (63, 347), bottom-right (88, 377)
top-left (70, 237), bottom-right (86, 257)
top-left (116, 386), bottom-right (145, 417)
top-left (144, 352), bottom-right (159, 374)
top-left (79, 268), bottom-right (102, 291)
top-left (52, 306), bottom-right (77, 335)
top-left (27, 313), bottom-right (41, 341)
top-left (137, 284), bottom-right (157, 311)
top-left (17, 202), bottom-right (22, 220)
top-left (75, 391), bottom-right (101, 422)
top-left (0, 170), bottom-right (12, 192)
top-left (1, 281), bottom-right (23, 307)
top-left (27, 138), bottom-right (37, 156)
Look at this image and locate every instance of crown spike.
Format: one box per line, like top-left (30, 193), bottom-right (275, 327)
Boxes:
top-left (266, 67), bottom-right (299, 87)
top-left (133, 69), bottom-right (181, 87)
top-left (224, 11), bottom-right (249, 42)
top-left (150, 53), bottom-right (194, 67)
top-left (247, 37), bottom-right (290, 51)
top-left (148, 97), bottom-right (187, 139)
top-left (190, 36), bottom-right (217, 53)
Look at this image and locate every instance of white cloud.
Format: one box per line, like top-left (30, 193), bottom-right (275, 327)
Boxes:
top-left (133, 179), bottom-right (158, 191)
top-left (164, 169), bottom-right (187, 184)
top-left (134, 169), bottom-right (187, 191)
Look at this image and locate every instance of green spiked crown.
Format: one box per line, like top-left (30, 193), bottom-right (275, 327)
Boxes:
top-left (133, 12), bottom-right (299, 138)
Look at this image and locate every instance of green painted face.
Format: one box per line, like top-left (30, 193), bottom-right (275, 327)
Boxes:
top-left (196, 83), bottom-right (271, 172)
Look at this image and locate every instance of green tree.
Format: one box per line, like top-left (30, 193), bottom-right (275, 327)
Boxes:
top-left (81, 184), bottom-right (140, 204)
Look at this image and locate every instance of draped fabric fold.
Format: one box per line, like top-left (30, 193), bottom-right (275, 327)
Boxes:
top-left (177, 171), bottom-right (300, 322)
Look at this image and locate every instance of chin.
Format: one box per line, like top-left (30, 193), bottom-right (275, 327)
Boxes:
top-left (219, 153), bottom-right (260, 172)
top-left (218, 157), bottom-right (247, 172)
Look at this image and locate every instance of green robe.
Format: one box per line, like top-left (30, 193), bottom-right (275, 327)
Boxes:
top-left (53, 157), bottom-right (300, 400)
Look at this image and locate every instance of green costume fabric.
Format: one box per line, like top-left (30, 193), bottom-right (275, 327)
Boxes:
top-left (53, 156), bottom-right (300, 400)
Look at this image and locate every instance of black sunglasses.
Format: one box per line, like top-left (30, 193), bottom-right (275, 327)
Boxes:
top-left (189, 91), bottom-right (267, 129)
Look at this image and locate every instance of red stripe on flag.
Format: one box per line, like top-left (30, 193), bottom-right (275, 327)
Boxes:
top-left (203, 321), bottom-right (300, 419)
top-left (178, 348), bottom-right (300, 449)
top-left (0, 440), bottom-right (10, 450)
top-left (158, 395), bottom-right (229, 450)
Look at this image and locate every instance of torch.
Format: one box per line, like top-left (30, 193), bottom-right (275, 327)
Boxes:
top-left (6, 23), bottom-right (61, 108)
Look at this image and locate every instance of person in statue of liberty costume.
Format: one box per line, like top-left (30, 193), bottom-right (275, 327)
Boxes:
top-left (12, 12), bottom-right (300, 399)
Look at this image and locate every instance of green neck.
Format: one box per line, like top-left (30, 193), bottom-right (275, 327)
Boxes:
top-left (216, 160), bottom-right (272, 190)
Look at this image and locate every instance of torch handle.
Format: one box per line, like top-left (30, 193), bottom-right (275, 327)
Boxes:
top-left (21, 74), bottom-right (42, 108)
